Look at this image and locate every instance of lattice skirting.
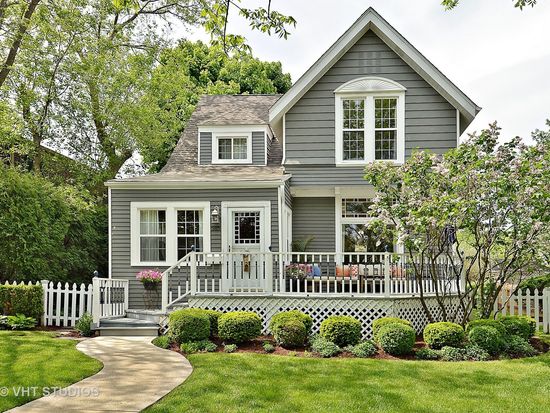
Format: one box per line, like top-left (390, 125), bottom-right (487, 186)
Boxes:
top-left (188, 295), bottom-right (462, 339)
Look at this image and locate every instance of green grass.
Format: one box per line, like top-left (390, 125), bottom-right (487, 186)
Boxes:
top-left (0, 331), bottom-right (102, 412)
top-left (145, 352), bottom-right (550, 413)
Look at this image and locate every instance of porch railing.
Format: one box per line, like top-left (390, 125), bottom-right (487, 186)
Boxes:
top-left (161, 252), bottom-right (463, 310)
top-left (91, 277), bottom-right (129, 326)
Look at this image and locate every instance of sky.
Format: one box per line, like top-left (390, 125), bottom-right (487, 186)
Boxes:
top-left (176, 0), bottom-right (550, 142)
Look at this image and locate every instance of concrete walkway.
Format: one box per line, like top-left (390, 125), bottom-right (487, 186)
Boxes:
top-left (9, 336), bottom-right (192, 413)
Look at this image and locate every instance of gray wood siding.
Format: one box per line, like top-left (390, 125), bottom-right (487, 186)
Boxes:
top-left (199, 131), bottom-right (266, 165)
top-left (292, 197), bottom-right (335, 251)
top-left (284, 180), bottom-right (292, 208)
top-left (111, 188), bottom-right (278, 308)
top-left (285, 31), bottom-right (457, 185)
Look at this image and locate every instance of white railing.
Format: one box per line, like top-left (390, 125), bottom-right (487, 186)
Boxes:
top-left (161, 252), bottom-right (463, 310)
top-left (91, 277), bottom-right (129, 326)
top-left (494, 287), bottom-right (550, 333)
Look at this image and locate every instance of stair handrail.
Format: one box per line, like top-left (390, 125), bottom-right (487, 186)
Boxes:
top-left (161, 251), bottom-right (194, 312)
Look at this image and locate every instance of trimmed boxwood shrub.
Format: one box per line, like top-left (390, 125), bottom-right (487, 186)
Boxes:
top-left (468, 326), bottom-right (503, 355)
top-left (218, 311), bottom-right (262, 343)
top-left (0, 283), bottom-right (43, 320)
top-left (272, 319), bottom-right (307, 348)
top-left (377, 323), bottom-right (416, 355)
top-left (372, 317), bottom-right (412, 342)
top-left (320, 315), bottom-right (362, 347)
top-left (423, 322), bottom-right (465, 349)
top-left (465, 319), bottom-right (506, 336)
top-left (270, 310), bottom-right (313, 335)
top-left (498, 316), bottom-right (536, 340)
top-left (169, 308), bottom-right (210, 344)
top-left (199, 309), bottom-right (222, 337)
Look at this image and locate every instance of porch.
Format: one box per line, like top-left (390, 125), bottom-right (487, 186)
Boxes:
top-left (160, 251), bottom-right (464, 311)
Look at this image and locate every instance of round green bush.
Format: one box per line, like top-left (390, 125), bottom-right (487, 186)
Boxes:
top-left (372, 317), bottom-right (413, 342)
top-left (468, 326), bottom-right (503, 355)
top-left (349, 340), bottom-right (377, 358)
top-left (218, 311), bottom-right (262, 343)
top-left (199, 309), bottom-right (222, 337)
top-left (465, 319), bottom-right (506, 336)
top-left (320, 315), bottom-right (362, 347)
top-left (272, 319), bottom-right (307, 348)
top-left (169, 308), bottom-right (210, 344)
top-left (152, 336), bottom-right (171, 349)
top-left (423, 322), bottom-right (465, 349)
top-left (377, 323), bottom-right (416, 356)
top-left (270, 310), bottom-right (313, 334)
top-left (499, 316), bottom-right (536, 340)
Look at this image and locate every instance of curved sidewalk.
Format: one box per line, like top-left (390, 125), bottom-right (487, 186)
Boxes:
top-left (9, 336), bottom-right (192, 413)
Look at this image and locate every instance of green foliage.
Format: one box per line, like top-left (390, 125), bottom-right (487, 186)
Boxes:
top-left (468, 326), bottom-right (503, 355)
top-left (423, 322), bottom-right (465, 349)
top-left (518, 275), bottom-right (550, 293)
top-left (347, 341), bottom-right (377, 358)
top-left (441, 0), bottom-right (537, 10)
top-left (0, 315), bottom-right (7, 329)
top-left (0, 167), bottom-right (106, 283)
top-left (272, 319), bottom-right (307, 348)
top-left (439, 345), bottom-right (490, 362)
top-left (7, 314), bottom-right (36, 330)
top-left (152, 336), bottom-right (171, 350)
top-left (223, 343), bottom-right (237, 353)
top-left (416, 348), bottom-right (440, 360)
top-left (320, 316), bottom-right (362, 347)
top-left (372, 317), bottom-right (413, 343)
top-left (466, 319), bottom-right (506, 336)
top-left (377, 323), bottom-right (416, 356)
top-left (270, 310), bottom-right (313, 335)
top-left (498, 316), bottom-right (536, 340)
top-left (310, 336), bottom-right (341, 358)
top-left (180, 339), bottom-right (217, 354)
top-left (218, 311), bottom-right (262, 343)
top-left (198, 309), bottom-right (222, 337)
top-left (0, 283), bottom-right (43, 319)
top-left (262, 342), bottom-right (275, 353)
top-left (75, 313), bottom-right (93, 337)
top-left (169, 308), bottom-right (211, 344)
top-left (504, 335), bottom-right (537, 358)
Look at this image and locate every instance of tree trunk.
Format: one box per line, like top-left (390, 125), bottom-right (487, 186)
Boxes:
top-left (0, 0), bottom-right (41, 88)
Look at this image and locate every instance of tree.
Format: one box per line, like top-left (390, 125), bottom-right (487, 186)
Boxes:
top-left (364, 122), bottom-right (549, 324)
top-left (442, 0), bottom-right (537, 10)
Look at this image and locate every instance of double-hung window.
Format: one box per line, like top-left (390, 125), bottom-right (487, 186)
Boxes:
top-left (212, 132), bottom-right (252, 164)
top-left (335, 77), bottom-right (405, 165)
top-left (131, 202), bottom-right (210, 266)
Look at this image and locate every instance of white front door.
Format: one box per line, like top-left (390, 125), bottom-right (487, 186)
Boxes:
top-left (222, 202), bottom-right (271, 292)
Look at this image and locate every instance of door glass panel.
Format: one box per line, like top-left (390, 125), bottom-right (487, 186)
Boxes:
top-left (234, 212), bottom-right (261, 245)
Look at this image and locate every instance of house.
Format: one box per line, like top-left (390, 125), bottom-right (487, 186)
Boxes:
top-left (103, 8), bottom-right (480, 337)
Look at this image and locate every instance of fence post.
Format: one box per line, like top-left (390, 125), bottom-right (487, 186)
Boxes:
top-left (161, 270), bottom-right (169, 313)
top-left (384, 253), bottom-right (391, 298)
top-left (92, 277), bottom-right (100, 327)
top-left (544, 287), bottom-right (550, 334)
top-left (40, 280), bottom-right (49, 326)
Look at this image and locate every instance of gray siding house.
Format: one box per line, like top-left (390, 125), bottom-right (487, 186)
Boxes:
top-left (105, 8), bottom-right (479, 335)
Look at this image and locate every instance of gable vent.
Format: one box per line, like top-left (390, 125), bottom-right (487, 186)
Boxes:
top-left (334, 76), bottom-right (407, 94)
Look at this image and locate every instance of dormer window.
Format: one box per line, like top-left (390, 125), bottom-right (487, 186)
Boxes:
top-left (212, 131), bottom-right (252, 164)
top-left (335, 77), bottom-right (406, 165)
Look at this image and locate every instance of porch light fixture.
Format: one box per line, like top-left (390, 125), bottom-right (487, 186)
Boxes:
top-left (211, 206), bottom-right (220, 224)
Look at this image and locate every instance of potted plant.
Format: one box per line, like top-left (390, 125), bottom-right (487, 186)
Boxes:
top-left (136, 270), bottom-right (162, 309)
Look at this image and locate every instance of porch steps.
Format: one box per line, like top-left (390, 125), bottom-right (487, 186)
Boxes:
top-left (97, 317), bottom-right (159, 337)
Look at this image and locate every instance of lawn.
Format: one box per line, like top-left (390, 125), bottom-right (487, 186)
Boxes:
top-left (0, 331), bottom-right (102, 412)
top-left (145, 352), bottom-right (550, 413)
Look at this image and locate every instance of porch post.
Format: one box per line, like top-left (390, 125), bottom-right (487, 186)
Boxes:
top-left (190, 252), bottom-right (197, 295)
top-left (384, 253), bottom-right (391, 298)
top-left (161, 271), bottom-right (169, 313)
top-left (92, 277), bottom-right (100, 328)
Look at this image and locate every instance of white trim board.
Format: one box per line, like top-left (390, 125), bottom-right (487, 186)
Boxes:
top-left (105, 177), bottom-right (290, 189)
top-left (269, 7), bottom-right (480, 125)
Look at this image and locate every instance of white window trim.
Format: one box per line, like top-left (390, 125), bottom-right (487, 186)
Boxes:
top-left (130, 201), bottom-right (211, 267)
top-left (212, 132), bottom-right (253, 164)
top-left (335, 77), bottom-right (406, 166)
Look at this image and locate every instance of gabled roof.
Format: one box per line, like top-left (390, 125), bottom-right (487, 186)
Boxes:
top-left (269, 7), bottom-right (480, 126)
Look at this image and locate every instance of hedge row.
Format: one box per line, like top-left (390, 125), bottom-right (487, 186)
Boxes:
top-left (0, 283), bottom-right (43, 319)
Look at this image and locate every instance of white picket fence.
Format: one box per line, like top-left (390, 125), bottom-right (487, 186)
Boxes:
top-left (494, 287), bottom-right (550, 333)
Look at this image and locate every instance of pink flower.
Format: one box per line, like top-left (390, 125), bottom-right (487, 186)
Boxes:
top-left (136, 270), bottom-right (163, 283)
